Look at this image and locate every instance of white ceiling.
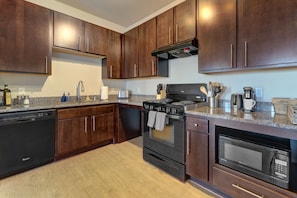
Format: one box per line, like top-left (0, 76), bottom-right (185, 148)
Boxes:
top-left (56, 0), bottom-right (179, 28)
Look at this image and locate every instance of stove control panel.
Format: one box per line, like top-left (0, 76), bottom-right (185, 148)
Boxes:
top-left (143, 102), bottom-right (184, 115)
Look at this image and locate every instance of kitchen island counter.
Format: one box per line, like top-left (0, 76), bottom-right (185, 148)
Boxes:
top-left (186, 106), bottom-right (297, 131)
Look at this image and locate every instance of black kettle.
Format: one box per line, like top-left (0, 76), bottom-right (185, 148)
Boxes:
top-left (231, 94), bottom-right (243, 110)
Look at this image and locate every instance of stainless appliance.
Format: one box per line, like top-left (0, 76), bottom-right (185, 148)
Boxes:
top-left (117, 90), bottom-right (130, 99)
top-left (0, 109), bottom-right (55, 178)
top-left (142, 83), bottom-right (207, 181)
top-left (217, 125), bottom-right (297, 192)
top-left (230, 93), bottom-right (243, 110)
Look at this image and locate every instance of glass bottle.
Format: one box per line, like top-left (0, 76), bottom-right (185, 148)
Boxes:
top-left (3, 84), bottom-right (11, 106)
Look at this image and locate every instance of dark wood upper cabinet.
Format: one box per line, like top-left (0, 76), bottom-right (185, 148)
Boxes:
top-left (105, 30), bottom-right (122, 79)
top-left (199, 0), bottom-right (297, 73)
top-left (138, 18), bottom-right (157, 77)
top-left (237, 0), bottom-right (297, 69)
top-left (123, 27), bottom-right (139, 78)
top-left (24, 2), bottom-right (53, 74)
top-left (0, 0), bottom-right (52, 74)
top-left (198, 0), bottom-right (237, 72)
top-left (174, 0), bottom-right (197, 43)
top-left (156, 9), bottom-right (174, 48)
top-left (157, 0), bottom-right (196, 48)
top-left (0, 0), bottom-right (24, 72)
top-left (53, 12), bottom-right (85, 51)
top-left (84, 22), bottom-right (107, 55)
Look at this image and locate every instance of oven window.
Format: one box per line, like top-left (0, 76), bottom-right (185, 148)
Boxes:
top-left (224, 142), bottom-right (262, 171)
top-left (149, 122), bottom-right (175, 147)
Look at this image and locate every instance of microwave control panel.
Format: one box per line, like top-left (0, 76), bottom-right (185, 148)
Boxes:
top-left (274, 157), bottom-right (289, 180)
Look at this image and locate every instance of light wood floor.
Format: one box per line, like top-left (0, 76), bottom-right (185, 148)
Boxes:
top-left (0, 137), bottom-right (215, 198)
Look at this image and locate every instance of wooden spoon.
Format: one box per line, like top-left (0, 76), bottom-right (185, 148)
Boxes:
top-left (200, 86), bottom-right (208, 96)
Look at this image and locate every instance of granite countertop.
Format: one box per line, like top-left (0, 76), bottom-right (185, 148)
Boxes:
top-left (186, 106), bottom-right (297, 130)
top-left (0, 95), bottom-right (154, 114)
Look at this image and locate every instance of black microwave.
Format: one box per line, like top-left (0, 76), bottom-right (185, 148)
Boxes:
top-left (216, 126), bottom-right (297, 193)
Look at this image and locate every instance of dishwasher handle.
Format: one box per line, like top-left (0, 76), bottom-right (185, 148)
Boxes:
top-left (0, 109), bottom-right (56, 126)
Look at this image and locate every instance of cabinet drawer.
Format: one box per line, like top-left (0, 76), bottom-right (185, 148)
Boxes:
top-left (186, 116), bottom-right (208, 133)
top-left (57, 107), bottom-right (89, 119)
top-left (88, 104), bottom-right (114, 114)
top-left (212, 167), bottom-right (288, 198)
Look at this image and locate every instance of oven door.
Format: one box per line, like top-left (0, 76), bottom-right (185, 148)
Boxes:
top-left (143, 113), bottom-right (185, 163)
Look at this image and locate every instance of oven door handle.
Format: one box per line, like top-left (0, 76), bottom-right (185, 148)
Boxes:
top-left (166, 114), bottom-right (184, 120)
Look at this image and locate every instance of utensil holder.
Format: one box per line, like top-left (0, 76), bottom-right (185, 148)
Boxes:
top-left (209, 97), bottom-right (218, 108)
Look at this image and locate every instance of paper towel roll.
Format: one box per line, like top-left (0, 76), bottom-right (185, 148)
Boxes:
top-left (100, 86), bottom-right (109, 100)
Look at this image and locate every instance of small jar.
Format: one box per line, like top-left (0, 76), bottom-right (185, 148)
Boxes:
top-left (23, 95), bottom-right (30, 105)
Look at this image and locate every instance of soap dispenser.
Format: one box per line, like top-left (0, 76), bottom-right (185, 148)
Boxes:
top-left (61, 92), bottom-right (67, 102)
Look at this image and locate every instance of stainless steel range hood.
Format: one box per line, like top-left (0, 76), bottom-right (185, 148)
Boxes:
top-left (151, 38), bottom-right (198, 59)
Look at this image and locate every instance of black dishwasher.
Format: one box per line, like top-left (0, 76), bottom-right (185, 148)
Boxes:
top-left (0, 109), bottom-right (55, 178)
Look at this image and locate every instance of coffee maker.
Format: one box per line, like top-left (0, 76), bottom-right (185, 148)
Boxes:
top-left (243, 87), bottom-right (256, 111)
top-left (243, 87), bottom-right (254, 99)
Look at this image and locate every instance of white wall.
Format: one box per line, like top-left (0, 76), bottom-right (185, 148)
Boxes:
top-left (0, 52), bottom-right (106, 98)
top-left (123, 55), bottom-right (297, 102)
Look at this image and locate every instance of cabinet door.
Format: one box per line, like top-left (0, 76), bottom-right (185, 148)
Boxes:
top-left (124, 27), bottom-right (138, 78)
top-left (85, 22), bottom-right (107, 55)
top-left (106, 30), bottom-right (122, 79)
top-left (56, 117), bottom-right (89, 156)
top-left (0, 0), bottom-right (24, 72)
top-left (174, 0), bottom-right (197, 43)
top-left (90, 112), bottom-right (114, 145)
top-left (156, 9), bottom-right (174, 48)
top-left (24, 2), bottom-right (52, 74)
top-left (53, 12), bottom-right (85, 51)
top-left (186, 131), bottom-right (208, 182)
top-left (237, 0), bottom-right (297, 68)
top-left (198, 0), bottom-right (237, 72)
top-left (138, 18), bottom-right (157, 77)
top-left (213, 167), bottom-right (289, 198)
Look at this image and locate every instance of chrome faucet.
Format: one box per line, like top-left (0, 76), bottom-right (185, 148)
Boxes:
top-left (76, 80), bottom-right (85, 101)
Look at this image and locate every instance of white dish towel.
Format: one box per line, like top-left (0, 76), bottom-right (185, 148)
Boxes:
top-left (155, 112), bottom-right (167, 131)
top-left (147, 111), bottom-right (157, 128)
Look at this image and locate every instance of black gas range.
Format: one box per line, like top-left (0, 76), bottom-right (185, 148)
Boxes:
top-left (143, 83), bottom-right (207, 115)
top-left (142, 83), bottom-right (207, 181)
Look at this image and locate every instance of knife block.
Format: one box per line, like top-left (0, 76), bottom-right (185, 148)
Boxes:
top-left (156, 90), bottom-right (166, 99)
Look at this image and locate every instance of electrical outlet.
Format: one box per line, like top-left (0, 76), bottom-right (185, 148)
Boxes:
top-left (255, 87), bottom-right (263, 98)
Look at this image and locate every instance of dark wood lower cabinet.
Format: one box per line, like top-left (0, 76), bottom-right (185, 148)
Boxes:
top-left (213, 166), bottom-right (291, 198)
top-left (56, 105), bottom-right (115, 159)
top-left (186, 116), bottom-right (209, 182)
top-left (186, 131), bottom-right (208, 182)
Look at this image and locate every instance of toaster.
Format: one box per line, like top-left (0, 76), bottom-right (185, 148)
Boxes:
top-left (117, 90), bottom-right (130, 99)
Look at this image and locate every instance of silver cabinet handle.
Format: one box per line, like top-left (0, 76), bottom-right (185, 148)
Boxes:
top-left (22, 157), bottom-right (31, 162)
top-left (134, 64), bottom-right (137, 77)
top-left (109, 65), bottom-right (113, 78)
top-left (244, 41), bottom-right (248, 67)
top-left (45, 56), bottom-right (48, 74)
top-left (84, 117), bottom-right (88, 133)
top-left (87, 37), bottom-right (90, 52)
top-left (232, 184), bottom-right (264, 198)
top-left (186, 131), bottom-right (190, 155)
top-left (194, 123), bottom-right (199, 127)
top-left (230, 44), bottom-right (233, 68)
top-left (151, 60), bottom-right (154, 75)
top-left (175, 24), bottom-right (178, 42)
top-left (77, 37), bottom-right (81, 50)
top-left (168, 27), bottom-right (171, 44)
top-left (92, 116), bottom-right (96, 132)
